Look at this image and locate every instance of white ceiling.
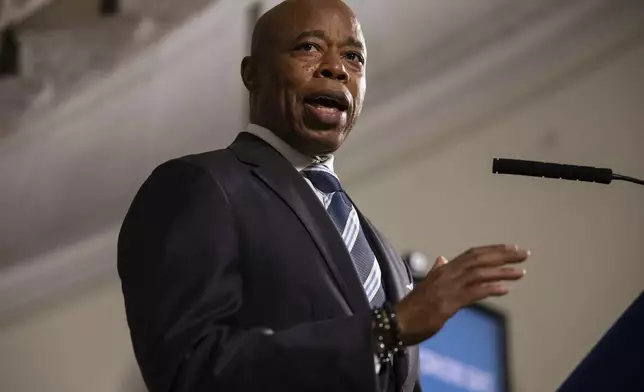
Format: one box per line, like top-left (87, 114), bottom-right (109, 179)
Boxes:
top-left (354, 0), bottom-right (514, 77)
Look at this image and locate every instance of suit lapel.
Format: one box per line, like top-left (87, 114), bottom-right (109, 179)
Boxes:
top-left (228, 132), bottom-right (369, 315)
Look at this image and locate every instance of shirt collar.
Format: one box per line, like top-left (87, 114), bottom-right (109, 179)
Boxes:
top-left (244, 123), bottom-right (335, 173)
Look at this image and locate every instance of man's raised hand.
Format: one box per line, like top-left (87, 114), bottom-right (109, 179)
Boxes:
top-left (394, 244), bottom-right (529, 345)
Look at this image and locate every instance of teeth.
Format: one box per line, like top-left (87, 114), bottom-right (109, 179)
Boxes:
top-left (313, 105), bottom-right (339, 112)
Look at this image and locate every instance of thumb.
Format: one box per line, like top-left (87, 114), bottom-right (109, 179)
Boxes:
top-left (431, 256), bottom-right (448, 270)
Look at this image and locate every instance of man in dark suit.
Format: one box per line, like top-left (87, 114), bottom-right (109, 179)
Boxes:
top-left (117, 1), bottom-right (530, 391)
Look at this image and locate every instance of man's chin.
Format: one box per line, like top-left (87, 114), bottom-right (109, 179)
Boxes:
top-left (295, 127), bottom-right (347, 156)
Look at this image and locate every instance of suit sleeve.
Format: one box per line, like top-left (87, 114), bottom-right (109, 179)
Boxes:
top-left (118, 159), bottom-right (379, 392)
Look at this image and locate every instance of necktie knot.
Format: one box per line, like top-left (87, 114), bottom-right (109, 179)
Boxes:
top-left (302, 166), bottom-right (342, 193)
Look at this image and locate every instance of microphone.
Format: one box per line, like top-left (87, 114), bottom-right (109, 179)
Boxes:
top-left (492, 158), bottom-right (644, 186)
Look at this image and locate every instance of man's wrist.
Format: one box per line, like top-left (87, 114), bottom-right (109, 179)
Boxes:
top-left (371, 302), bottom-right (404, 365)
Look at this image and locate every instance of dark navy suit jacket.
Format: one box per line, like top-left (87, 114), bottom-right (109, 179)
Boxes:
top-left (118, 132), bottom-right (420, 392)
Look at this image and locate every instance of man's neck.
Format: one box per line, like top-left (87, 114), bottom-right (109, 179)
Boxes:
top-left (244, 123), bottom-right (335, 173)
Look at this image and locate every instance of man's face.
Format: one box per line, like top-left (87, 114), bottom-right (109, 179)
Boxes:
top-left (245, 0), bottom-right (366, 156)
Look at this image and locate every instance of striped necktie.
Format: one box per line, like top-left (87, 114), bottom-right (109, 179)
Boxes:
top-left (303, 164), bottom-right (386, 308)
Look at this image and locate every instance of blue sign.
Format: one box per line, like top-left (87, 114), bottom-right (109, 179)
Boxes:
top-left (418, 306), bottom-right (506, 392)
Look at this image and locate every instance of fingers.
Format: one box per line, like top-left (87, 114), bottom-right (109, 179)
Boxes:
top-left (468, 282), bottom-right (512, 303)
top-left (455, 244), bottom-right (530, 269)
top-left (394, 245), bottom-right (530, 344)
top-left (453, 245), bottom-right (530, 303)
top-left (463, 244), bottom-right (512, 253)
top-left (461, 266), bottom-right (526, 286)
top-left (430, 256), bottom-right (448, 271)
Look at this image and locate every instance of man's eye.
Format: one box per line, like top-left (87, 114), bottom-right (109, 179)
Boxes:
top-left (297, 43), bottom-right (319, 52)
top-left (345, 52), bottom-right (365, 64)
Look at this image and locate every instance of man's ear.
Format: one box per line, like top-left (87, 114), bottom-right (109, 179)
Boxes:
top-left (241, 56), bottom-right (256, 91)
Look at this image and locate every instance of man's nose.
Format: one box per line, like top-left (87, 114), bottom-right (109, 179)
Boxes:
top-left (315, 55), bottom-right (349, 83)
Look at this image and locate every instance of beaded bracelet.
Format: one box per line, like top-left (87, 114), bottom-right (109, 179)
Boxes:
top-left (372, 302), bottom-right (404, 364)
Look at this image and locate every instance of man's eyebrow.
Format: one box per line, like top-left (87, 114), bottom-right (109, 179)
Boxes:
top-left (293, 30), bottom-right (365, 51)
top-left (344, 36), bottom-right (365, 52)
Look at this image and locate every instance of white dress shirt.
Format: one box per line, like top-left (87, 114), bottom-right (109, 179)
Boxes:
top-left (244, 123), bottom-right (335, 205)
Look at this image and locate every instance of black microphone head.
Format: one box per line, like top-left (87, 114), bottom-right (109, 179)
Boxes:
top-left (493, 158), bottom-right (613, 184)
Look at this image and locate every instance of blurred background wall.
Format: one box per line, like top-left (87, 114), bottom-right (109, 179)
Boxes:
top-left (0, 0), bottom-right (643, 391)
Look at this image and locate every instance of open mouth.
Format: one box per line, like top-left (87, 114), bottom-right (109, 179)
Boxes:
top-left (302, 91), bottom-right (350, 128)
top-left (304, 92), bottom-right (350, 112)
